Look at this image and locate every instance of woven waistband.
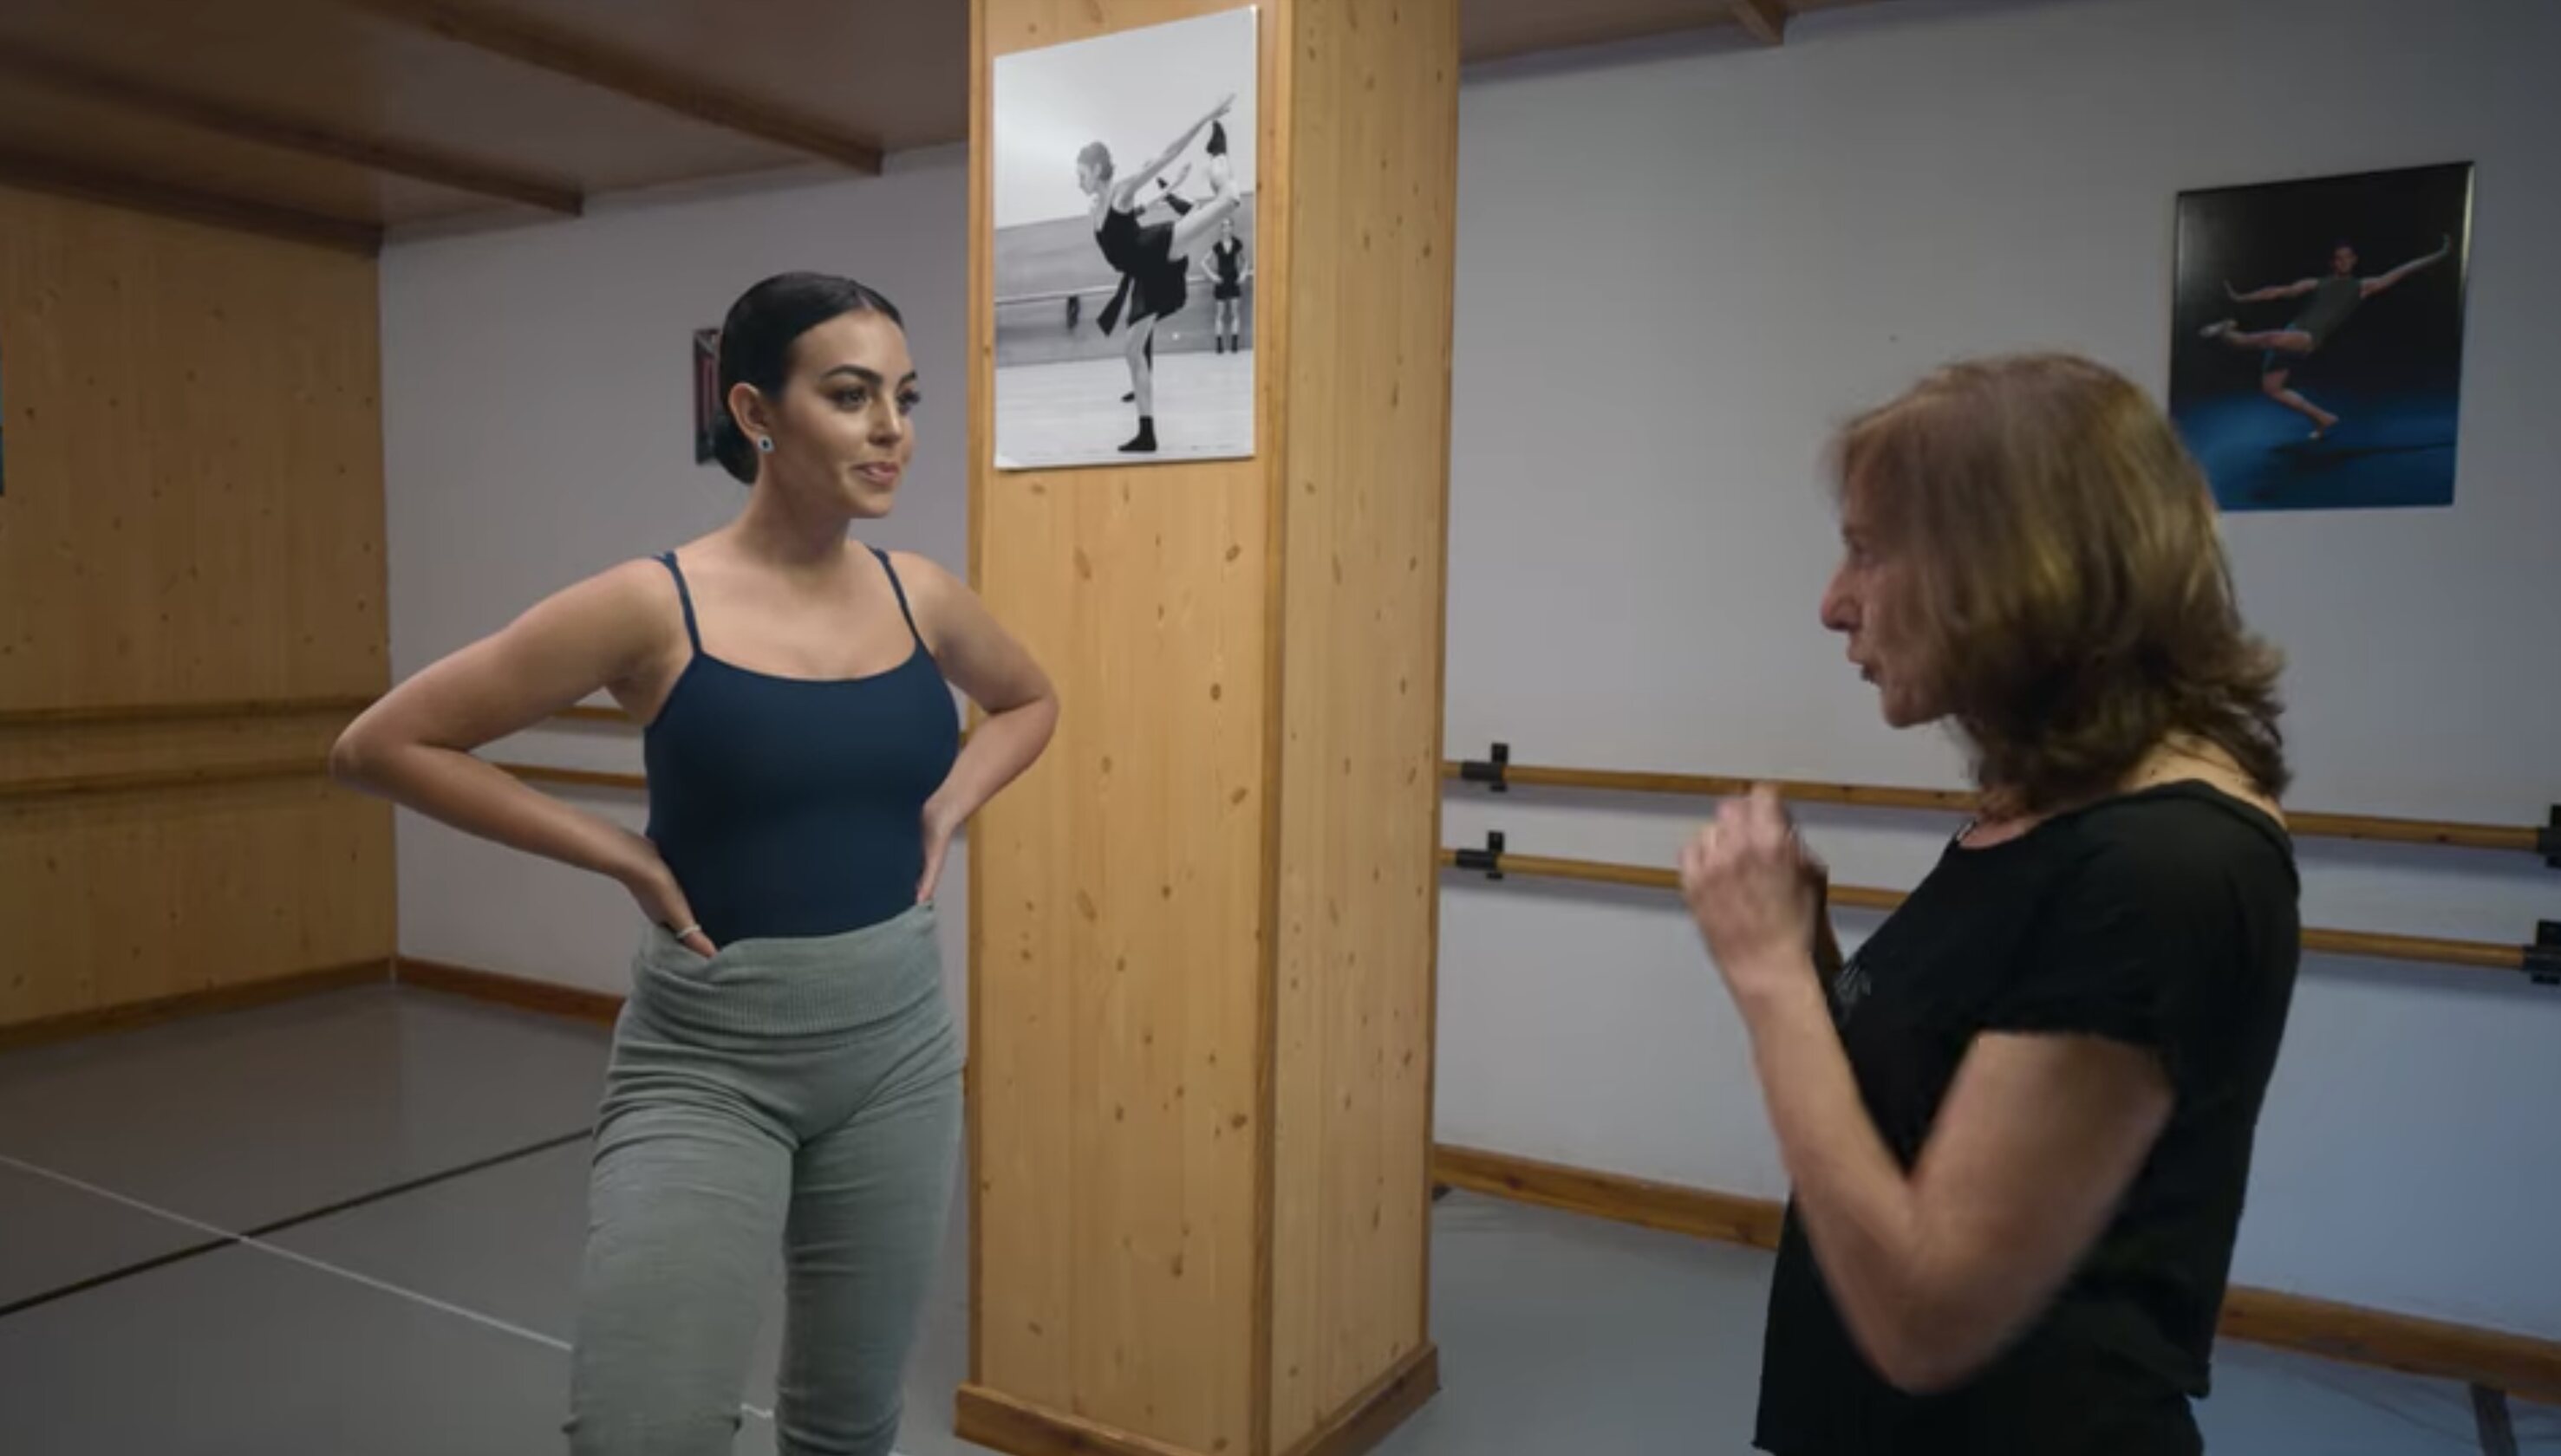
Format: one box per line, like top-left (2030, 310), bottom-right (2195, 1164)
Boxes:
top-left (627, 900), bottom-right (946, 1038)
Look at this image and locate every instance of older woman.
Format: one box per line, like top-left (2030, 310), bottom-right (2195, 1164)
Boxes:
top-left (1683, 354), bottom-right (2301, 1454)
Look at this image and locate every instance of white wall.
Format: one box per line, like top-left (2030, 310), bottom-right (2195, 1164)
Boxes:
top-left (377, 151), bottom-right (975, 1017)
top-left (1437, 0), bottom-right (2561, 1338)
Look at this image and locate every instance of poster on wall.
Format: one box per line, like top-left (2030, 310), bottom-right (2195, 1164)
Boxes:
top-left (991, 5), bottom-right (1257, 470)
top-left (2168, 161), bottom-right (2472, 512)
top-left (692, 327), bottom-right (722, 466)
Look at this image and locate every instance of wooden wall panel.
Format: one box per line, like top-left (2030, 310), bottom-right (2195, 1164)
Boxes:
top-left (0, 780), bottom-right (393, 1025)
top-left (0, 185), bottom-right (393, 1033)
top-left (0, 185), bottom-right (387, 712)
top-left (969, 6), bottom-right (1279, 1454)
top-left (1267, 0), bottom-right (1457, 1448)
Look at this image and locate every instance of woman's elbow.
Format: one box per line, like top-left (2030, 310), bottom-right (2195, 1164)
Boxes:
top-left (1857, 1297), bottom-right (2004, 1396)
top-left (329, 718), bottom-right (397, 794)
top-left (1872, 1337), bottom-right (1985, 1397)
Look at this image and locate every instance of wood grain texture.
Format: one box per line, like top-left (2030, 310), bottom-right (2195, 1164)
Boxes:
top-left (0, 958), bottom-right (386, 1051)
top-left (396, 956), bottom-right (625, 1025)
top-left (1280, 1345), bottom-right (1439, 1456)
top-left (0, 185), bottom-right (389, 711)
top-left (0, 185), bottom-right (394, 1030)
top-left (955, 1383), bottom-right (1212, 1456)
top-left (0, 37), bottom-right (582, 214)
top-left (0, 694), bottom-right (375, 727)
top-left (1266, 0), bottom-right (1456, 1449)
top-left (1435, 1143), bottom-right (1784, 1249)
top-left (969, 5), bottom-right (1278, 1452)
top-left (0, 146), bottom-right (382, 254)
top-left (0, 777), bottom-right (394, 1028)
top-left (335, 0), bottom-right (884, 171)
top-left (1434, 1145), bottom-right (2561, 1405)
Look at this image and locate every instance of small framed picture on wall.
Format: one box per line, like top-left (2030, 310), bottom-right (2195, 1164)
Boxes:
top-left (692, 327), bottom-right (721, 466)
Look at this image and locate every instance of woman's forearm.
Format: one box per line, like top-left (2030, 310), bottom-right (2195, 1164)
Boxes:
top-left (332, 738), bottom-right (648, 886)
top-left (929, 696), bottom-right (1059, 828)
top-left (1742, 972), bottom-right (1939, 1381)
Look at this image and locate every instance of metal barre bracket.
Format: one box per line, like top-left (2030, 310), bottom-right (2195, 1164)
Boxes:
top-left (2531, 922), bottom-right (2561, 987)
top-left (1454, 830), bottom-right (1507, 880)
top-left (1458, 741), bottom-right (1510, 792)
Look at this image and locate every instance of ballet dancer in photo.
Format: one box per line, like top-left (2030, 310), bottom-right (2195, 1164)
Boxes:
top-left (1079, 98), bottom-right (1242, 452)
top-left (1197, 216), bottom-right (1248, 354)
top-left (2199, 233), bottom-right (2453, 440)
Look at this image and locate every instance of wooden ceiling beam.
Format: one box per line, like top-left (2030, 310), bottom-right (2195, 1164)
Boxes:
top-left (0, 146), bottom-right (382, 254)
top-left (1731, 0), bottom-right (1790, 44)
top-left (334, 0), bottom-right (885, 173)
top-left (0, 40), bottom-right (583, 216)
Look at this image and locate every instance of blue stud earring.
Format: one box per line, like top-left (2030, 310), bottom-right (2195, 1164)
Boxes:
top-left (757, 436), bottom-right (775, 453)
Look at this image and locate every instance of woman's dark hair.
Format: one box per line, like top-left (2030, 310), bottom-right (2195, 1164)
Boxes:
top-left (1832, 353), bottom-right (2290, 814)
top-left (708, 272), bottom-right (904, 484)
top-left (1206, 120), bottom-right (1228, 156)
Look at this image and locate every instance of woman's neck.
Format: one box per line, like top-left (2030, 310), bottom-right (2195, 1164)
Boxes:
top-left (727, 483), bottom-right (855, 575)
top-left (1966, 738), bottom-right (2272, 846)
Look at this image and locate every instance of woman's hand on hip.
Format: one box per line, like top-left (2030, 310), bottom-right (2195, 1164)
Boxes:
top-left (916, 796), bottom-right (961, 905)
top-left (612, 830), bottom-right (717, 958)
top-left (1680, 785), bottom-right (1823, 1011)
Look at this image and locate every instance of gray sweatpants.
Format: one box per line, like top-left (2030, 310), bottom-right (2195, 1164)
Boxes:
top-left (565, 903), bottom-right (963, 1456)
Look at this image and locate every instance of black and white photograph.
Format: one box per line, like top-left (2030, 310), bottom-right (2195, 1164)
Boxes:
top-left (2169, 161), bottom-right (2473, 512)
top-left (991, 6), bottom-right (1257, 469)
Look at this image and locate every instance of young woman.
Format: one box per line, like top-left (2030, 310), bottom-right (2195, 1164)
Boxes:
top-left (1679, 354), bottom-right (2301, 1454)
top-left (1080, 95), bottom-right (1242, 452)
top-left (330, 273), bottom-right (1057, 1455)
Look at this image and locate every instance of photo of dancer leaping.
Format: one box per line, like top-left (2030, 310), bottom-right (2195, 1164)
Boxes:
top-left (1079, 95), bottom-right (1242, 453)
top-left (2165, 159), bottom-right (2472, 512)
top-left (2199, 234), bottom-right (2453, 441)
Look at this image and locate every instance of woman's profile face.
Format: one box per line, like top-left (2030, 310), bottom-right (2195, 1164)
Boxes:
top-left (1820, 477), bottom-right (1940, 728)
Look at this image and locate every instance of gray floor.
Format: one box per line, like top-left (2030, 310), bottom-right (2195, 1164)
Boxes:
top-left (0, 985), bottom-right (2551, 1455)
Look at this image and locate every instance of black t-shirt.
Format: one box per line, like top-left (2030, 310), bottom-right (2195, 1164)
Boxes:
top-left (1754, 783), bottom-right (2301, 1455)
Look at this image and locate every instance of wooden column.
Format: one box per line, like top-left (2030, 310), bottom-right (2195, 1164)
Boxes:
top-left (961, 2), bottom-right (1457, 1454)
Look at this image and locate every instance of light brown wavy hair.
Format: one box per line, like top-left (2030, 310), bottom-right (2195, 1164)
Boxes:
top-left (1834, 353), bottom-right (2289, 814)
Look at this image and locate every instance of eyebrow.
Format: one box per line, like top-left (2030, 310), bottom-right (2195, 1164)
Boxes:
top-left (820, 364), bottom-right (920, 387)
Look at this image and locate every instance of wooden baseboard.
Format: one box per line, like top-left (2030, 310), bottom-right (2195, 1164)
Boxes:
top-left (953, 1384), bottom-right (1209, 1456)
top-left (953, 1345), bottom-right (1438, 1456)
top-left (1435, 1142), bottom-right (1783, 1250)
top-left (1432, 1143), bottom-right (2561, 1405)
top-left (1284, 1343), bottom-right (1440, 1456)
top-left (394, 957), bottom-right (624, 1026)
top-left (0, 959), bottom-right (390, 1051)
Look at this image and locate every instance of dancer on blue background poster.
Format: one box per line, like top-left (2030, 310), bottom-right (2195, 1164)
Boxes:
top-left (2169, 161), bottom-right (2472, 511)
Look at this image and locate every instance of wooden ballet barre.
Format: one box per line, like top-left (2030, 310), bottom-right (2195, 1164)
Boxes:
top-left (0, 694), bottom-right (375, 727)
top-left (499, 761), bottom-right (643, 792)
top-left (1437, 842), bottom-right (2561, 984)
top-left (485, 758), bottom-right (2560, 982)
top-left (0, 758), bottom-right (329, 802)
top-left (1445, 744), bottom-right (2561, 863)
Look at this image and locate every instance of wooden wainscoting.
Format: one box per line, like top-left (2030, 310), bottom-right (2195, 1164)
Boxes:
top-left (0, 184), bottom-right (394, 1036)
